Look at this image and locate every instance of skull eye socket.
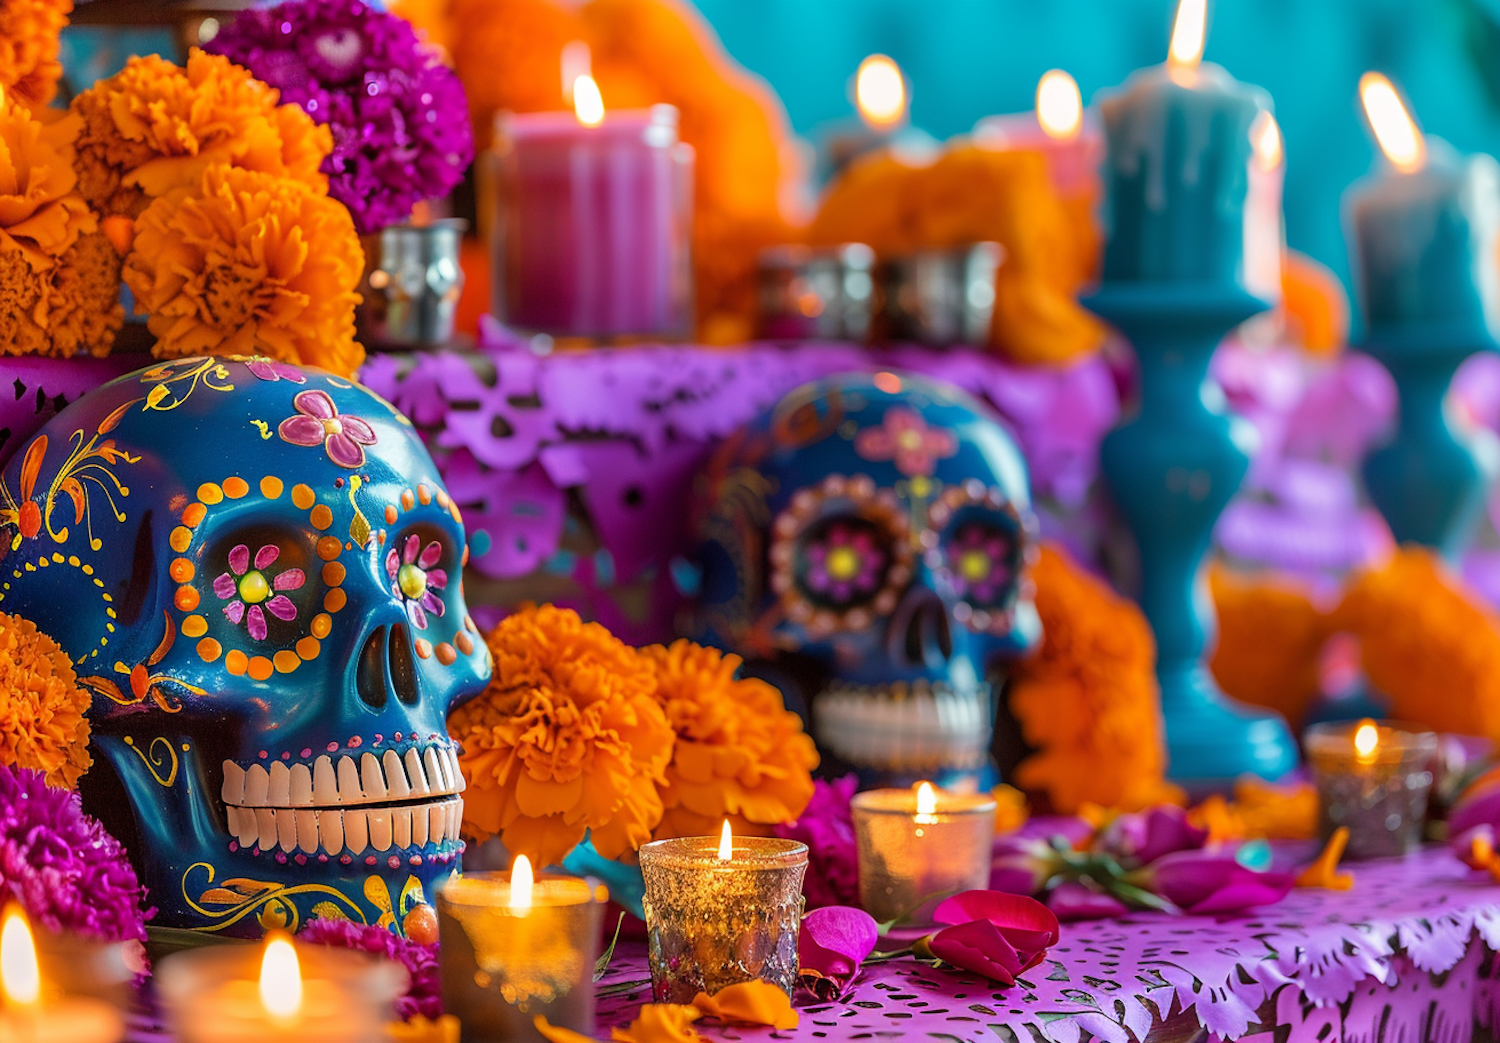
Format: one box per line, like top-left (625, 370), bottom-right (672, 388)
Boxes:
top-left (385, 523), bottom-right (453, 632)
top-left (206, 527), bottom-right (315, 644)
top-left (795, 515), bottom-right (893, 610)
top-left (943, 516), bottom-right (1018, 607)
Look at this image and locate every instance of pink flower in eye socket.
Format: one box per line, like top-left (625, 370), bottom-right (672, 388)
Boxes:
top-left (385, 533), bottom-right (447, 630)
top-left (213, 543), bottom-right (305, 642)
top-left (277, 389), bottom-right (378, 468)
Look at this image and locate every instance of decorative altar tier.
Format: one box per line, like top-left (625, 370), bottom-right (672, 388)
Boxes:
top-left (598, 846), bottom-right (1500, 1043)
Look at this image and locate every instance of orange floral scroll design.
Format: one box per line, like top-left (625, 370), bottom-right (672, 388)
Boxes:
top-left (182, 862), bottom-right (368, 934)
top-left (80, 611), bottom-right (204, 713)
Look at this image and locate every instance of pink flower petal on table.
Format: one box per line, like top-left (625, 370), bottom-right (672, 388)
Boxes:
top-left (294, 389), bottom-right (337, 420)
top-left (264, 595), bottom-right (297, 622)
top-left (419, 541), bottom-right (442, 568)
top-left (932, 891), bottom-right (1060, 952)
top-left (213, 573), bottom-right (237, 600)
top-left (1047, 882), bottom-right (1128, 923)
top-left (224, 601), bottom-right (245, 625)
top-left (254, 544), bottom-right (279, 570)
top-left (247, 605), bottom-right (267, 641)
top-left (278, 415), bottom-right (326, 448)
top-left (325, 433), bottom-right (367, 469)
top-left (341, 415), bottom-right (377, 445)
top-left (925, 919), bottom-right (1023, 984)
top-left (274, 569), bottom-right (304, 591)
top-left (799, 906), bottom-right (878, 980)
top-left (228, 545), bottom-right (250, 576)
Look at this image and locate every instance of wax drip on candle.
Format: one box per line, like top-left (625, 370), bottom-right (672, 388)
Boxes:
top-left (855, 54), bottom-right (906, 130)
top-left (1359, 73), bottom-right (1426, 173)
top-left (717, 820), bottom-right (733, 861)
top-left (1, 904), bottom-right (39, 1007)
top-left (914, 781), bottom-right (938, 831)
top-left (1354, 719), bottom-right (1380, 766)
top-left (573, 75), bottom-right (605, 128)
top-left (510, 854), bottom-right (534, 910)
top-left (259, 933), bottom-right (303, 1023)
top-left (1037, 70), bottom-right (1082, 142)
top-left (1168, 0), bottom-right (1206, 81)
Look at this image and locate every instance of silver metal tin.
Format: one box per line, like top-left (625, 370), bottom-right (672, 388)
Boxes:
top-left (368, 218), bottom-right (467, 347)
top-left (873, 241), bottom-right (1002, 348)
top-left (756, 243), bottom-right (875, 342)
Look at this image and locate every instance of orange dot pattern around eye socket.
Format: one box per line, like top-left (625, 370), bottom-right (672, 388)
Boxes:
top-left (260, 476), bottom-right (283, 499)
top-left (414, 638), bottom-right (432, 659)
top-left (292, 484), bottom-right (316, 510)
top-left (182, 503), bottom-right (207, 527)
top-left (435, 643), bottom-right (456, 665)
top-left (310, 505), bottom-right (333, 531)
top-left (225, 649), bottom-right (248, 675)
top-left (248, 657), bottom-right (274, 681)
top-left (223, 477), bottom-right (249, 499)
top-left (174, 586), bottom-right (199, 611)
top-left (317, 536), bottom-right (342, 561)
top-left (197, 637), bottom-right (221, 663)
top-left (322, 562), bottom-right (345, 587)
top-left (455, 631), bottom-right (474, 656)
top-left (182, 615), bottom-right (207, 638)
top-left (170, 558), bottom-right (194, 582)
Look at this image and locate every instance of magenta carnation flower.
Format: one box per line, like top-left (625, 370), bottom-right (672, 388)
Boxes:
top-left (0, 765), bottom-right (150, 944)
top-left (298, 918), bottom-right (441, 1021)
top-left (774, 774), bottom-right (859, 908)
top-left (207, 0), bottom-right (474, 235)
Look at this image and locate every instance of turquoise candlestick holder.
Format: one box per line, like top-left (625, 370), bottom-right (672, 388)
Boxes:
top-left (1360, 321), bottom-right (1500, 560)
top-left (1087, 282), bottom-right (1298, 786)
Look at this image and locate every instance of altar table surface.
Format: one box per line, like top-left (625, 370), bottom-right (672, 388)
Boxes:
top-left (597, 846), bottom-right (1500, 1043)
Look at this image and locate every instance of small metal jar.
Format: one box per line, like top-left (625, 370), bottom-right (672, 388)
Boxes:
top-left (873, 241), bottom-right (1002, 348)
top-left (755, 243), bottom-right (875, 342)
top-left (367, 218), bottom-right (467, 347)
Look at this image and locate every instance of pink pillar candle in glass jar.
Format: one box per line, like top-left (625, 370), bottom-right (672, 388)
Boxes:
top-left (490, 88), bottom-right (694, 341)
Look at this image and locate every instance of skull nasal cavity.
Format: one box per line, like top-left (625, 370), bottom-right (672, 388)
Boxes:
top-left (895, 591), bottom-right (953, 670)
top-left (357, 626), bottom-right (388, 710)
top-left (389, 623), bottom-right (420, 705)
top-left (355, 624), bottom-right (421, 709)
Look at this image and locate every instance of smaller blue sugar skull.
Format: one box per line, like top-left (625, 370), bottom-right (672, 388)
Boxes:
top-left (0, 357), bottom-right (491, 938)
top-left (693, 371), bottom-right (1040, 789)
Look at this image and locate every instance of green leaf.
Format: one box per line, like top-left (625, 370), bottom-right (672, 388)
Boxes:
top-left (593, 912), bottom-right (626, 981)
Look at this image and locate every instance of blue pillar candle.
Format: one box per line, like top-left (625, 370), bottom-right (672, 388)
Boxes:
top-left (1099, 59), bottom-right (1275, 291)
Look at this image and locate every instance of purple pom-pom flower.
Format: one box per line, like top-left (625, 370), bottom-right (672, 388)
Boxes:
top-left (298, 917), bottom-right (442, 1021)
top-left (774, 774), bottom-right (860, 909)
top-left (207, 0), bottom-right (474, 235)
top-left (0, 765), bottom-right (150, 945)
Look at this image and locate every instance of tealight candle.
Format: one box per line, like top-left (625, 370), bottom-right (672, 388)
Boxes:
top-left (1305, 719), bottom-right (1438, 859)
top-left (437, 857), bottom-right (605, 1043)
top-left (0, 906), bottom-right (124, 1043)
top-left (638, 822), bottom-right (808, 1003)
top-left (157, 931), bottom-right (403, 1043)
top-left (1344, 73), bottom-right (1500, 339)
top-left (851, 783), bottom-right (996, 923)
top-left (488, 77), bottom-right (694, 341)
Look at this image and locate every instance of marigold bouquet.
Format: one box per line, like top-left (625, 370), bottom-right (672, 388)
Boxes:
top-left (0, 0), bottom-right (71, 106)
top-left (0, 612), bottom-right (91, 789)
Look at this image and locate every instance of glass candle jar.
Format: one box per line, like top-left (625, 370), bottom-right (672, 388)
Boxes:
top-left (638, 835), bottom-right (808, 1003)
top-left (437, 871), bottom-right (606, 1043)
top-left (1305, 719), bottom-right (1438, 860)
top-left (852, 786), bottom-right (997, 923)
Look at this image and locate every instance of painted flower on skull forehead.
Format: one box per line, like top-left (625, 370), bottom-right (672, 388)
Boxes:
top-left (854, 407), bottom-right (958, 477)
top-left (278, 389), bottom-right (377, 468)
top-left (387, 534), bottom-right (447, 630)
top-left (215, 544), bottom-right (304, 641)
top-left (803, 520), bottom-right (887, 604)
top-left (948, 521), bottom-right (1013, 603)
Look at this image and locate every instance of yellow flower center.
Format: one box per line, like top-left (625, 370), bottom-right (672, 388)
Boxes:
top-left (323, 418), bottom-right (343, 436)
top-left (825, 547), bottom-right (861, 581)
top-left (959, 550), bottom-right (992, 582)
top-left (898, 430), bottom-right (924, 452)
top-left (238, 570), bottom-right (270, 605)
top-left (398, 564), bottom-right (428, 600)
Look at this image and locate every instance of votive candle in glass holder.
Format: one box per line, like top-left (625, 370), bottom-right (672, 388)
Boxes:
top-left (437, 857), bottom-right (605, 1043)
top-left (638, 827), bottom-right (808, 1003)
top-left (1306, 719), bottom-right (1438, 859)
top-left (852, 783), bottom-right (996, 923)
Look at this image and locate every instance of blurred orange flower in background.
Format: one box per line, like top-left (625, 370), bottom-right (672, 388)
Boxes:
top-left (122, 165), bottom-right (365, 377)
top-left (1208, 565), bottom-right (1330, 731)
top-left (0, 0), bottom-right (71, 106)
top-left (0, 611), bottom-right (92, 789)
top-left (70, 49), bottom-right (332, 217)
top-left (449, 605), bottom-right (674, 868)
top-left (643, 639), bottom-right (817, 841)
top-left (1006, 544), bottom-right (1182, 813)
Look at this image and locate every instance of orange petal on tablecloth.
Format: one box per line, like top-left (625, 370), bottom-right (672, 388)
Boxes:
top-left (691, 981), bottom-right (799, 1030)
top-left (1296, 827), bottom-right (1355, 891)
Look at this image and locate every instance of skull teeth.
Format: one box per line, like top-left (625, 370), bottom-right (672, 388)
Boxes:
top-left (224, 797), bottom-right (463, 857)
top-left (222, 745), bottom-right (464, 810)
top-left (812, 681), bottom-right (994, 772)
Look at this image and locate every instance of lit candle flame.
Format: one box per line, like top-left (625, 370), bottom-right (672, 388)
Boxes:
top-left (0, 905), bottom-right (40, 1007)
top-left (717, 820), bottom-right (733, 861)
top-left (1036, 70), bottom-right (1082, 141)
top-left (914, 781), bottom-right (938, 826)
top-left (1251, 111), bottom-right (1282, 172)
top-left (561, 41), bottom-right (591, 104)
top-left (509, 854), bottom-right (534, 910)
top-left (258, 932), bottom-right (303, 1022)
top-left (1359, 72), bottom-right (1425, 173)
top-left (1354, 719), bottom-right (1380, 765)
top-left (855, 54), bottom-right (907, 130)
top-left (573, 74), bottom-right (605, 128)
top-left (1168, 0), bottom-right (1206, 72)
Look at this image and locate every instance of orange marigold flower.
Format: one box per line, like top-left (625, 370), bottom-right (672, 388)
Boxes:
top-left (0, 100), bottom-right (94, 270)
top-left (0, 0), bottom-right (71, 106)
top-left (0, 611), bottom-right (92, 789)
top-left (642, 639), bottom-right (817, 841)
top-left (122, 165), bottom-right (365, 378)
top-left (1188, 776), bottom-right (1317, 844)
top-left (1208, 565), bottom-right (1329, 731)
top-left (70, 48), bottom-right (332, 217)
top-left (1007, 544), bottom-right (1183, 813)
top-left (1332, 546), bottom-right (1500, 742)
top-left (448, 605), bottom-right (675, 868)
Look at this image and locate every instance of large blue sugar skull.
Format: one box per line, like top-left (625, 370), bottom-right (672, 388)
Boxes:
top-left (694, 372), bottom-right (1041, 789)
top-left (0, 357), bottom-right (490, 937)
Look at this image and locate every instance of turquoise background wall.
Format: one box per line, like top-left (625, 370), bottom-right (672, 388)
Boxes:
top-left (691, 0), bottom-right (1500, 316)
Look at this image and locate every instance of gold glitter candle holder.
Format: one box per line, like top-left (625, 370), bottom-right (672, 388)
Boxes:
top-left (638, 836), bottom-right (808, 1003)
top-left (1306, 719), bottom-right (1437, 860)
top-left (437, 871), bottom-right (605, 1043)
top-left (852, 787), bottom-right (996, 923)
